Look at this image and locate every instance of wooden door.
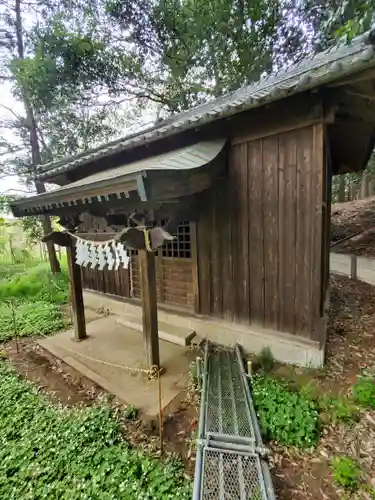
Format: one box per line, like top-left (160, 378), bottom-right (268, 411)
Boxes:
top-left (130, 222), bottom-right (198, 311)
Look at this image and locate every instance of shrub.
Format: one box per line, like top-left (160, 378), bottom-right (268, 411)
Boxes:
top-left (251, 374), bottom-right (319, 448)
top-left (353, 376), bottom-right (375, 409)
top-left (331, 456), bottom-right (362, 491)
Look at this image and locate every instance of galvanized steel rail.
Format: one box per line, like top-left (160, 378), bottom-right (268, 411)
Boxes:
top-left (193, 343), bottom-right (276, 500)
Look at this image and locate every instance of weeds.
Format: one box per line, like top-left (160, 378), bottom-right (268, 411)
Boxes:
top-left (353, 376), bottom-right (375, 409)
top-left (0, 362), bottom-right (191, 499)
top-left (331, 456), bottom-right (362, 491)
top-left (362, 484), bottom-right (375, 498)
top-left (0, 262), bottom-right (69, 341)
top-left (124, 405), bottom-right (138, 420)
top-left (251, 374), bottom-right (319, 448)
top-left (0, 262), bottom-right (69, 304)
top-left (280, 376), bottom-right (359, 425)
top-left (0, 262), bottom-right (31, 281)
top-left (318, 394), bottom-right (359, 424)
top-left (257, 347), bottom-right (275, 373)
top-left (0, 301), bottom-right (64, 341)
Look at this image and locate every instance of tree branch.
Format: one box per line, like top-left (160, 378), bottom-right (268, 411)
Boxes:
top-left (0, 103), bottom-right (24, 122)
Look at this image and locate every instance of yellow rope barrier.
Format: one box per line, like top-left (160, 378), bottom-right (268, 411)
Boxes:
top-left (12, 312), bottom-right (160, 378)
top-left (57, 345), bottom-right (158, 377)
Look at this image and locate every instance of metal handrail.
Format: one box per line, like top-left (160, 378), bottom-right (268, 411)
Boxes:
top-left (192, 341), bottom-right (209, 500)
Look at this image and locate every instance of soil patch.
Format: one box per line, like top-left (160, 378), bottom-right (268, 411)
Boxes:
top-left (271, 274), bottom-right (375, 499)
top-left (1, 338), bottom-right (198, 472)
top-left (331, 197), bottom-right (375, 256)
top-left (3, 339), bottom-right (97, 406)
top-left (162, 391), bottom-right (198, 474)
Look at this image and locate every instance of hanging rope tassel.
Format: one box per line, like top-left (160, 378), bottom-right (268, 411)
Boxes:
top-left (143, 228), bottom-right (153, 252)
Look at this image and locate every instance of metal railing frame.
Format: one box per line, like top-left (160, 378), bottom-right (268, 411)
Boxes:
top-left (192, 341), bottom-right (276, 500)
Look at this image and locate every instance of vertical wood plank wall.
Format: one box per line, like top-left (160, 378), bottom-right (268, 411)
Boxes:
top-left (130, 256), bottom-right (196, 310)
top-left (197, 123), bottom-right (326, 342)
top-left (82, 265), bottom-right (131, 298)
top-left (79, 215), bottom-right (197, 311)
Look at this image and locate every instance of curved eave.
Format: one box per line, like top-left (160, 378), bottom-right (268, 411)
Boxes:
top-left (11, 139), bottom-right (226, 218)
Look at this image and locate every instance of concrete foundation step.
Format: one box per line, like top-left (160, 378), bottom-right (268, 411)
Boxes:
top-left (115, 314), bottom-right (196, 347)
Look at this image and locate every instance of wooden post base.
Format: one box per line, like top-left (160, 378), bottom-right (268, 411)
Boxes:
top-left (66, 245), bottom-right (87, 341)
top-left (139, 249), bottom-right (160, 368)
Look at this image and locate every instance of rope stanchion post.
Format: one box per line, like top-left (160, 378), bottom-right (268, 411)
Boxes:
top-left (10, 301), bottom-right (19, 354)
top-left (158, 368), bottom-right (164, 456)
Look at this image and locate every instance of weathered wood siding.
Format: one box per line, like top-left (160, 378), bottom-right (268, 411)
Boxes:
top-left (130, 255), bottom-right (196, 310)
top-left (79, 215), bottom-right (197, 311)
top-left (82, 265), bottom-right (131, 298)
top-left (197, 123), bottom-right (326, 342)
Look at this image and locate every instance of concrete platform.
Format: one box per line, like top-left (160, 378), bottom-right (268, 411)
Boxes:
top-left (84, 291), bottom-right (325, 367)
top-left (38, 316), bottom-right (192, 418)
top-left (116, 314), bottom-right (196, 347)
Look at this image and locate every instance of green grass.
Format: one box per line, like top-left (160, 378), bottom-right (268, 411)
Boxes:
top-left (0, 262), bottom-right (33, 281)
top-left (0, 302), bottom-right (65, 342)
top-left (331, 456), bottom-right (362, 491)
top-left (0, 261), bottom-right (69, 341)
top-left (0, 362), bottom-right (191, 499)
top-left (353, 376), bottom-right (375, 409)
top-left (0, 262), bottom-right (69, 304)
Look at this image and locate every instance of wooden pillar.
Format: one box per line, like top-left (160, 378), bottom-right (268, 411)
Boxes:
top-left (139, 249), bottom-right (160, 368)
top-left (66, 244), bottom-right (86, 341)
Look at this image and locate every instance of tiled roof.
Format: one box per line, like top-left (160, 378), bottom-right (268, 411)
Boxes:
top-left (37, 29), bottom-right (375, 181)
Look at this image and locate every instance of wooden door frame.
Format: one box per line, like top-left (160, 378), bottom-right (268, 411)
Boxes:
top-left (129, 221), bottom-right (199, 312)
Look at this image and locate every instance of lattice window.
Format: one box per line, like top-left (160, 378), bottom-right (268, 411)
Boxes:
top-left (126, 222), bottom-right (191, 258)
top-left (161, 221), bottom-right (191, 258)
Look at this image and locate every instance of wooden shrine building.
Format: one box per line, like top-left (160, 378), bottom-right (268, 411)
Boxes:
top-left (12, 30), bottom-right (375, 367)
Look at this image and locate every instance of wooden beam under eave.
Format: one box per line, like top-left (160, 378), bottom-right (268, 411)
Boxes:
top-left (139, 250), bottom-right (160, 368)
top-left (231, 97), bottom-right (334, 145)
top-left (328, 67), bottom-right (375, 89)
top-left (66, 244), bottom-right (87, 341)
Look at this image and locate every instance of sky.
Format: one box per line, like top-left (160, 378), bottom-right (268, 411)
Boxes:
top-left (0, 81), bottom-right (26, 196)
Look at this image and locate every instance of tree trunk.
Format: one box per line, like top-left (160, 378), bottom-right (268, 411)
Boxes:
top-left (370, 178), bottom-right (374, 197)
top-left (338, 175), bottom-right (346, 202)
top-left (14, 0), bottom-right (60, 273)
top-left (349, 182), bottom-right (357, 201)
top-left (361, 173), bottom-right (369, 199)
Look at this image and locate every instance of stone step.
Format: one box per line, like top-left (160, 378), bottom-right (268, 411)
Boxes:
top-left (115, 315), bottom-right (196, 347)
